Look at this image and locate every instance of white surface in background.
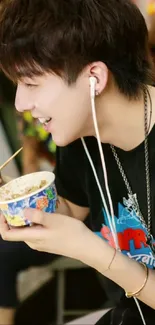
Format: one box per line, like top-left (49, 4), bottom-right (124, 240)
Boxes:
top-left (66, 309), bottom-right (111, 325)
top-left (0, 120), bottom-right (20, 178)
top-left (17, 265), bottom-right (53, 302)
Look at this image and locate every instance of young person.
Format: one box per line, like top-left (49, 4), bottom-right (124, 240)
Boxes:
top-left (0, 0), bottom-right (155, 324)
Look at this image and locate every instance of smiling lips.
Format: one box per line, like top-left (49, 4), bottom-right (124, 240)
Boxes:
top-left (37, 117), bottom-right (52, 132)
top-left (38, 117), bottom-right (52, 125)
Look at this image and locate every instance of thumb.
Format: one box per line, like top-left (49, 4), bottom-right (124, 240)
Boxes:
top-left (24, 208), bottom-right (49, 227)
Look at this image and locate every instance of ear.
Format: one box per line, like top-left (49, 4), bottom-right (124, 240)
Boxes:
top-left (88, 62), bottom-right (109, 95)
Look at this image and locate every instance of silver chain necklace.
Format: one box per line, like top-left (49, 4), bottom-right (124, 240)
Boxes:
top-left (110, 88), bottom-right (155, 252)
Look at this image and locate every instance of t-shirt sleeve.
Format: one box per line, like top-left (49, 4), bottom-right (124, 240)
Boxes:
top-left (55, 140), bottom-right (89, 207)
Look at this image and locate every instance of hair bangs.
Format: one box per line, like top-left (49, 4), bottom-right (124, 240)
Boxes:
top-left (0, 42), bottom-right (47, 83)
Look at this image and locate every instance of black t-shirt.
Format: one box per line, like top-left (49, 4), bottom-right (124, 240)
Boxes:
top-left (55, 126), bottom-right (155, 324)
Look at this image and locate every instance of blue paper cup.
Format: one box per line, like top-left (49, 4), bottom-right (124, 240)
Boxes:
top-left (0, 171), bottom-right (57, 227)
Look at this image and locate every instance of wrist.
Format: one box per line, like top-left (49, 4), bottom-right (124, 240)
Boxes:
top-left (78, 228), bottom-right (115, 271)
top-left (81, 232), bottom-right (147, 295)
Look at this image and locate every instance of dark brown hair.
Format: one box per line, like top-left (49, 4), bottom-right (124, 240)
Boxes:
top-left (0, 0), bottom-right (154, 98)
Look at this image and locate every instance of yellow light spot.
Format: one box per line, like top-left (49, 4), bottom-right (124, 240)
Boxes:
top-left (147, 3), bottom-right (155, 15)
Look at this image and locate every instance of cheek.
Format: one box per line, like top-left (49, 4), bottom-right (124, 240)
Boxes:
top-left (59, 95), bottom-right (90, 129)
top-left (45, 88), bottom-right (68, 115)
top-left (41, 81), bottom-right (90, 121)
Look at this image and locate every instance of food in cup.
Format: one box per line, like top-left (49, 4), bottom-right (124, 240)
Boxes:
top-left (1, 180), bottom-right (47, 200)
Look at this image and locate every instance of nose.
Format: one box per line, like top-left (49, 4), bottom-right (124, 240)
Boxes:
top-left (15, 84), bottom-right (34, 113)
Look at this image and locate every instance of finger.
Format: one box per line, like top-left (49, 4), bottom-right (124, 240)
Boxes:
top-left (0, 223), bottom-right (44, 242)
top-left (0, 214), bottom-right (10, 234)
top-left (24, 208), bottom-right (51, 227)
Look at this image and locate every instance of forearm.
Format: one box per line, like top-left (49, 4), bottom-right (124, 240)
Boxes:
top-left (56, 196), bottom-right (73, 217)
top-left (81, 230), bottom-right (155, 309)
top-left (56, 196), bottom-right (89, 221)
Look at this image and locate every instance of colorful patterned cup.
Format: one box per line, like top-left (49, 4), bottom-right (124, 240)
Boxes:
top-left (0, 171), bottom-right (57, 227)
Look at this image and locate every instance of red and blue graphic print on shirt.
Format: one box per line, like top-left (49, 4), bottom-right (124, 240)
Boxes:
top-left (95, 194), bottom-right (155, 269)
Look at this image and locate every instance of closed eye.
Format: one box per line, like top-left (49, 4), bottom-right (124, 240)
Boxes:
top-left (25, 83), bottom-right (38, 88)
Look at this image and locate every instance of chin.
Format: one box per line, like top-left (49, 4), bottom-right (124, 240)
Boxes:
top-left (52, 134), bottom-right (72, 147)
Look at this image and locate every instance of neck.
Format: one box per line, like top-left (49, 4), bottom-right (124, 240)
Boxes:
top-left (94, 85), bottom-right (155, 151)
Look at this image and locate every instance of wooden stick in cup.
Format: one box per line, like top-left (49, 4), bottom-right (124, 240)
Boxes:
top-left (0, 147), bottom-right (23, 171)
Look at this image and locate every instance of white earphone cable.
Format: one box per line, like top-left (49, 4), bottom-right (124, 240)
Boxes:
top-left (81, 76), bottom-right (146, 325)
top-left (134, 297), bottom-right (146, 325)
top-left (90, 84), bottom-right (118, 248)
top-left (81, 137), bottom-right (115, 238)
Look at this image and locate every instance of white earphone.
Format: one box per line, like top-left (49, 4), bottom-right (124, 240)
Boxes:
top-left (84, 74), bottom-right (146, 325)
top-left (89, 76), bottom-right (97, 98)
